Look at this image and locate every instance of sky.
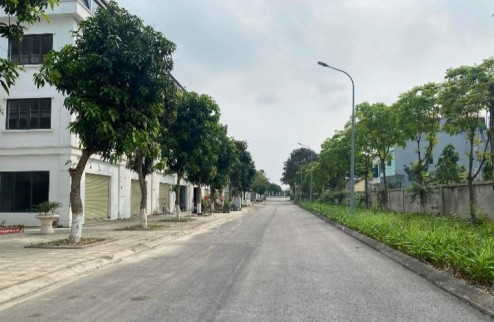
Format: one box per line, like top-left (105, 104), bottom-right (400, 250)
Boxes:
top-left (116, 0), bottom-right (494, 187)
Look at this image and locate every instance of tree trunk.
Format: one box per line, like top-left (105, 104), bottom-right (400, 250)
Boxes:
top-left (419, 165), bottom-right (427, 214)
top-left (219, 188), bottom-right (224, 208)
top-left (381, 159), bottom-right (388, 209)
top-left (489, 84), bottom-right (494, 187)
top-left (418, 162), bottom-right (426, 215)
top-left (68, 149), bottom-right (94, 244)
top-left (468, 177), bottom-right (477, 222)
top-left (364, 175), bottom-right (369, 209)
top-left (197, 182), bottom-right (202, 215)
top-left (136, 152), bottom-right (147, 229)
top-left (419, 195), bottom-right (426, 215)
top-left (210, 188), bottom-right (216, 215)
top-left (364, 156), bottom-right (370, 208)
top-left (175, 173), bottom-right (182, 220)
top-left (467, 129), bottom-right (477, 222)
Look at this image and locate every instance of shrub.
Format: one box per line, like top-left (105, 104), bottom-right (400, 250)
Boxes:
top-left (318, 190), bottom-right (347, 205)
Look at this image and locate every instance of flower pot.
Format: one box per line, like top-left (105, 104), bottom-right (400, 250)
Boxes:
top-left (0, 226), bottom-right (23, 235)
top-left (35, 214), bottom-right (59, 234)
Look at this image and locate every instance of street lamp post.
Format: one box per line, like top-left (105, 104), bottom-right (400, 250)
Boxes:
top-left (318, 61), bottom-right (355, 215)
top-left (298, 142), bottom-right (314, 203)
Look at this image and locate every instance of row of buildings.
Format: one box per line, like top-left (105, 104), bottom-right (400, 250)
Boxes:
top-left (0, 0), bottom-right (204, 227)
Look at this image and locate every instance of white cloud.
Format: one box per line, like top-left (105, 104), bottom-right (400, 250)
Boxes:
top-left (117, 0), bottom-right (494, 187)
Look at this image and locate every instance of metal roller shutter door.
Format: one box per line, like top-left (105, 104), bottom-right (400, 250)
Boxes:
top-left (159, 183), bottom-right (170, 212)
top-left (131, 180), bottom-right (142, 216)
top-left (85, 174), bottom-right (110, 219)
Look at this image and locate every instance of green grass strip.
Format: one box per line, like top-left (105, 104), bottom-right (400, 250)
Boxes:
top-left (301, 202), bottom-right (494, 287)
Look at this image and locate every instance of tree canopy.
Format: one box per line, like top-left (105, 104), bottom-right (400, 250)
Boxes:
top-left (35, 1), bottom-right (176, 242)
top-left (229, 140), bottom-right (256, 197)
top-left (0, 0), bottom-right (59, 93)
top-left (207, 132), bottom-right (236, 193)
top-left (251, 170), bottom-right (270, 195)
top-left (281, 147), bottom-right (318, 192)
top-left (441, 63), bottom-right (491, 221)
top-left (319, 128), bottom-right (350, 191)
top-left (356, 102), bottom-right (402, 208)
top-left (394, 82), bottom-right (442, 213)
top-left (160, 91), bottom-right (221, 218)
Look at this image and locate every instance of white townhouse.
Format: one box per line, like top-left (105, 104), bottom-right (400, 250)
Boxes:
top-left (0, 0), bottom-right (198, 227)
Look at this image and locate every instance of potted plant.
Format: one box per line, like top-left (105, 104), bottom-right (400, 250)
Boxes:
top-left (34, 201), bottom-right (61, 234)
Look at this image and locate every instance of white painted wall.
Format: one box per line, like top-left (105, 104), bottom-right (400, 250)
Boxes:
top-left (0, 1), bottom-right (196, 227)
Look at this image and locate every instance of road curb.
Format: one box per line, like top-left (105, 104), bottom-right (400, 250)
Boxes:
top-left (0, 211), bottom-right (245, 307)
top-left (307, 209), bottom-right (494, 319)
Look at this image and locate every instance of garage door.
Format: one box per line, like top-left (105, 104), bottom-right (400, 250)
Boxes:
top-left (159, 183), bottom-right (170, 213)
top-left (131, 179), bottom-right (145, 216)
top-left (85, 174), bottom-right (110, 219)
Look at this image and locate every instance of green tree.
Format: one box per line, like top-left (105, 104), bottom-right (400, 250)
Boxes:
top-left (229, 140), bottom-right (256, 199)
top-left (319, 129), bottom-right (349, 191)
top-left (251, 170), bottom-right (270, 195)
top-left (126, 80), bottom-right (180, 228)
top-left (281, 148), bottom-right (317, 195)
top-left (187, 124), bottom-right (232, 213)
top-left (433, 144), bottom-right (465, 184)
top-left (294, 165), bottom-right (306, 200)
top-left (0, 0), bottom-right (59, 93)
top-left (441, 63), bottom-right (491, 222)
top-left (35, 1), bottom-right (175, 242)
top-left (126, 142), bottom-right (164, 228)
top-left (267, 183), bottom-right (283, 196)
top-left (478, 58), bottom-right (494, 183)
top-left (310, 160), bottom-right (326, 197)
top-left (126, 56), bottom-right (179, 229)
top-left (299, 160), bottom-right (318, 200)
top-left (208, 133), bottom-right (236, 200)
top-left (341, 115), bottom-right (373, 208)
top-left (356, 102), bottom-right (403, 209)
top-left (160, 91), bottom-right (220, 220)
top-left (314, 119), bottom-right (368, 206)
top-left (394, 83), bottom-right (442, 214)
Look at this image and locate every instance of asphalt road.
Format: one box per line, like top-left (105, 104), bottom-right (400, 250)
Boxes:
top-left (1, 199), bottom-right (491, 321)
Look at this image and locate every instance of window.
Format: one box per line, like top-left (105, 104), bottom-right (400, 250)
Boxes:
top-left (9, 34), bottom-right (53, 65)
top-left (6, 99), bottom-right (51, 130)
top-left (372, 165), bottom-right (379, 178)
top-left (428, 157), bottom-right (434, 165)
top-left (0, 172), bottom-right (49, 212)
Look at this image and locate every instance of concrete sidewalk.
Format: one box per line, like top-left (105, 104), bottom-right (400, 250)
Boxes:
top-left (0, 207), bottom-right (253, 307)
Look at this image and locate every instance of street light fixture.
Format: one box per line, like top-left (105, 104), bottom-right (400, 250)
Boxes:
top-left (298, 142), bottom-right (314, 202)
top-left (318, 61), bottom-right (355, 215)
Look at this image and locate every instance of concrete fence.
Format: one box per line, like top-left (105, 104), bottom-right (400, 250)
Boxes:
top-left (369, 181), bottom-right (494, 221)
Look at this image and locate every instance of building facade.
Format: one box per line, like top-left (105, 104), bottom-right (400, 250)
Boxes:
top-left (0, 0), bottom-right (197, 227)
top-left (371, 118), bottom-right (489, 188)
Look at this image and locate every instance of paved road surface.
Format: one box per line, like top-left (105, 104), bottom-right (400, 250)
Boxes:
top-left (1, 199), bottom-right (490, 321)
